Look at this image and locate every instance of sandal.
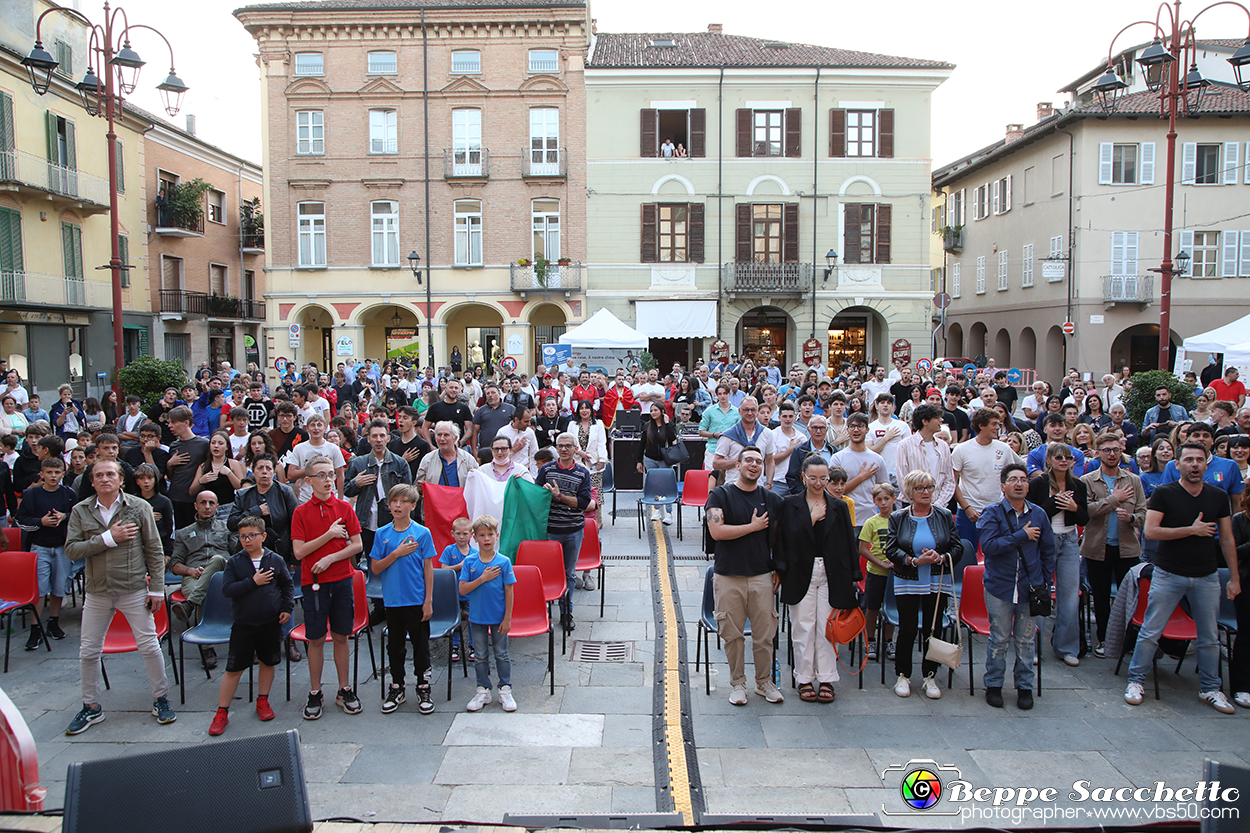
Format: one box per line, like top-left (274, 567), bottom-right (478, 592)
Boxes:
top-left (798, 683), bottom-right (818, 702)
top-left (817, 683), bottom-right (836, 703)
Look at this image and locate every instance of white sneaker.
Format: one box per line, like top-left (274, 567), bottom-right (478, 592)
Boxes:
top-left (1062, 655), bottom-right (1080, 667)
top-left (583, 572), bottom-right (596, 591)
top-left (1200, 690), bottom-right (1236, 715)
top-left (662, 514), bottom-right (673, 525)
top-left (466, 687), bottom-right (492, 712)
top-left (894, 674), bottom-right (911, 698)
top-left (1124, 682), bottom-right (1145, 706)
top-left (1233, 691), bottom-right (1250, 709)
top-left (728, 684), bottom-right (748, 706)
top-left (650, 508), bottom-right (660, 521)
top-left (573, 575), bottom-right (584, 590)
top-left (922, 674), bottom-right (941, 700)
top-left (498, 685), bottom-right (517, 712)
top-left (755, 681), bottom-right (784, 703)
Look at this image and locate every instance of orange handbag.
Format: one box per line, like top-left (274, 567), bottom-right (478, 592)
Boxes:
top-left (825, 607), bottom-right (866, 645)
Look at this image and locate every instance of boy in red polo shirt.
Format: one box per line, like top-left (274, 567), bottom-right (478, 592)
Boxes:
top-left (292, 455), bottom-right (363, 719)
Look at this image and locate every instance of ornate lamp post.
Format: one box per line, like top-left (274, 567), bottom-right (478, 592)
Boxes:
top-left (21, 2), bottom-right (187, 392)
top-left (1092, 0), bottom-right (1250, 370)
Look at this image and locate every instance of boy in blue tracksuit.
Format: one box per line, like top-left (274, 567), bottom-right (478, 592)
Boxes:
top-left (460, 515), bottom-right (517, 713)
top-left (439, 516), bottom-right (477, 661)
top-left (370, 483), bottom-right (437, 715)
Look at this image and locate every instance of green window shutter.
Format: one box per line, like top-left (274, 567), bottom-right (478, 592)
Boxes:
top-left (115, 140), bottom-right (124, 192)
top-left (0, 208), bottom-right (22, 273)
top-left (73, 226), bottom-right (83, 279)
top-left (118, 234), bottom-right (129, 287)
top-left (0, 93), bottom-right (13, 154)
top-left (62, 222), bottom-right (82, 279)
top-left (46, 112), bottom-right (57, 162)
top-left (64, 120), bottom-right (76, 171)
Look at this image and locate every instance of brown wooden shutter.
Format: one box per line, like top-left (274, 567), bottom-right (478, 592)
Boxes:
top-left (689, 109), bottom-right (706, 157)
top-left (688, 203), bottom-right (705, 262)
top-left (783, 203), bottom-right (800, 262)
top-left (640, 203), bottom-right (658, 262)
top-left (735, 203), bottom-right (752, 262)
top-left (640, 108), bottom-right (657, 158)
top-left (830, 108), bottom-right (846, 157)
top-left (875, 203), bottom-right (892, 264)
top-left (878, 108), bottom-right (895, 159)
top-left (736, 109), bottom-right (752, 157)
top-left (844, 203), bottom-right (861, 264)
top-left (784, 108), bottom-right (802, 157)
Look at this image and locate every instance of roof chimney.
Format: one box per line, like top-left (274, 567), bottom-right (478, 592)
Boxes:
top-left (1005, 123), bottom-right (1024, 144)
top-left (185, 114), bottom-right (196, 136)
top-left (707, 23), bottom-right (723, 34)
top-left (1037, 101), bottom-right (1054, 122)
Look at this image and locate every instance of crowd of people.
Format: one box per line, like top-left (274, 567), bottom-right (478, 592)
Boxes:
top-left (6, 348), bottom-right (1248, 739)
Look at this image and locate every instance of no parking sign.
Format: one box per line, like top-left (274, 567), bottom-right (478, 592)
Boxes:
top-left (500, 356), bottom-right (518, 373)
top-left (916, 358), bottom-right (933, 375)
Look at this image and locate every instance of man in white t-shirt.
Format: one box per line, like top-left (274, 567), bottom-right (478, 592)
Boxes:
top-left (495, 407), bottom-right (540, 478)
top-left (306, 383), bottom-right (331, 421)
top-left (866, 393), bottom-right (912, 482)
top-left (862, 367), bottom-right (892, 404)
top-left (830, 413), bottom-right (890, 526)
top-left (632, 370), bottom-right (665, 406)
top-left (713, 397), bottom-right (775, 488)
top-left (951, 407), bottom-right (1022, 551)
top-left (283, 414), bottom-right (346, 503)
top-left (1020, 380), bottom-right (1048, 421)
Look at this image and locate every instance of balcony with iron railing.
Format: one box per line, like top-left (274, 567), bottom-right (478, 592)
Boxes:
top-left (155, 205), bottom-right (204, 237)
top-left (160, 289), bottom-right (264, 319)
top-left (443, 148), bottom-right (489, 178)
top-left (0, 271), bottom-right (109, 308)
top-left (0, 150), bottom-right (110, 211)
top-left (241, 228), bottom-right (264, 253)
top-left (159, 289), bottom-right (209, 316)
top-left (1103, 274), bottom-right (1154, 308)
top-left (521, 147), bottom-right (566, 178)
top-left (509, 261), bottom-right (582, 295)
top-left (722, 261), bottom-right (813, 295)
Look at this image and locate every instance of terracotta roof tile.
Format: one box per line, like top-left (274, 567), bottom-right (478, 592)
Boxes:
top-left (587, 32), bottom-right (952, 70)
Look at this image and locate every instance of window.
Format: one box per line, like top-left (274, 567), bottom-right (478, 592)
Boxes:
top-left (243, 270), bottom-right (256, 300)
top-left (210, 263), bottom-right (228, 296)
top-left (1022, 243), bottom-right (1034, 287)
top-left (658, 205), bottom-right (688, 262)
top-left (117, 234), bottom-right (128, 288)
top-left (738, 108), bottom-right (800, 157)
top-left (1051, 154), bottom-right (1066, 196)
top-left (371, 201), bottom-right (400, 267)
top-left (640, 108), bottom-right (707, 158)
top-left (846, 110), bottom-right (874, 157)
top-left (46, 113), bottom-right (77, 197)
top-left (1048, 235), bottom-right (1064, 280)
top-left (532, 199), bottom-right (560, 260)
top-left (1195, 144), bottom-right (1220, 185)
top-left (948, 189), bottom-right (965, 226)
top-left (369, 109), bottom-right (397, 154)
top-left (296, 110), bottom-right (324, 155)
top-left (976, 256), bottom-right (986, 294)
top-left (115, 140), bottom-right (124, 193)
top-left (528, 49), bottom-right (558, 73)
top-left (1114, 144), bottom-right (1137, 184)
top-left (1191, 230), bottom-right (1220, 277)
top-left (161, 254), bottom-right (183, 291)
top-left (997, 250), bottom-right (1009, 290)
top-left (753, 110), bottom-right (784, 157)
top-left (529, 108), bottom-right (560, 173)
top-left (952, 263), bottom-right (961, 298)
top-left (293, 52), bottom-right (323, 76)
top-left (453, 199), bottom-right (482, 266)
top-left (1182, 142), bottom-right (1239, 185)
top-left (367, 51), bottom-right (396, 75)
top-left (297, 202), bottom-right (326, 267)
top-left (992, 175), bottom-right (1012, 215)
top-left (1100, 142), bottom-right (1155, 185)
top-left (452, 109), bottom-right (482, 174)
top-left (207, 189), bottom-right (225, 225)
top-left (1111, 231), bottom-right (1139, 276)
top-left (54, 40), bottom-right (71, 76)
top-left (642, 203), bottom-right (705, 263)
top-left (972, 184), bottom-right (988, 220)
top-left (451, 50), bottom-right (480, 74)
top-left (844, 203), bottom-right (892, 264)
top-left (752, 204), bottom-right (783, 263)
top-left (62, 222), bottom-right (83, 304)
top-left (1022, 167), bottom-right (1034, 204)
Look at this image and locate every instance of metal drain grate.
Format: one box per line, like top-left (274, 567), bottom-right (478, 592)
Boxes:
top-left (570, 640), bottom-right (635, 662)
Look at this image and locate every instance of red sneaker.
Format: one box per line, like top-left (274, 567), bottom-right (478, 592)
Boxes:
top-left (255, 696), bottom-right (275, 721)
top-left (208, 708), bottom-right (229, 736)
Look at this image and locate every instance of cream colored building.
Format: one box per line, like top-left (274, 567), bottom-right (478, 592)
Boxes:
top-left (584, 26), bottom-right (951, 371)
top-left (235, 0), bottom-right (589, 382)
top-left (934, 42), bottom-right (1250, 381)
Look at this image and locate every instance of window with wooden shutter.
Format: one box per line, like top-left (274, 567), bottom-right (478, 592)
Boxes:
top-left (1224, 142), bottom-right (1240, 185)
top-left (735, 203), bottom-right (752, 262)
top-left (844, 204), bottom-right (861, 264)
top-left (1223, 230), bottom-right (1240, 277)
top-left (876, 204), bottom-right (891, 264)
top-left (784, 108), bottom-right (801, 157)
top-left (878, 108), bottom-right (894, 158)
top-left (640, 203), bottom-right (658, 262)
top-left (0, 93), bottom-right (13, 181)
top-left (0, 207), bottom-right (22, 277)
top-left (783, 203), bottom-right (799, 262)
top-left (118, 234), bottom-right (129, 287)
top-left (1099, 142), bottom-right (1114, 184)
top-left (115, 139), bottom-right (124, 193)
top-left (639, 109), bottom-right (657, 158)
top-left (1239, 230), bottom-right (1250, 276)
top-left (657, 204), bottom-right (688, 262)
top-left (736, 109), bottom-right (752, 157)
top-left (1181, 142), bottom-right (1197, 184)
top-left (689, 109), bottom-right (706, 157)
top-left (830, 108), bottom-right (846, 157)
top-left (688, 203), bottom-right (705, 262)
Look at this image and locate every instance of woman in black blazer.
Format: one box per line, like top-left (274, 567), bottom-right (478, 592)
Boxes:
top-left (1027, 441), bottom-right (1090, 666)
top-left (775, 453), bottom-right (860, 703)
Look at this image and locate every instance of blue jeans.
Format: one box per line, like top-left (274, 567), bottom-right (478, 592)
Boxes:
top-left (956, 508), bottom-right (981, 554)
top-left (549, 529), bottom-right (584, 617)
top-left (984, 590), bottom-right (1036, 691)
top-left (1127, 567), bottom-right (1222, 692)
top-left (1049, 530), bottom-right (1081, 659)
top-left (470, 623), bottom-right (510, 689)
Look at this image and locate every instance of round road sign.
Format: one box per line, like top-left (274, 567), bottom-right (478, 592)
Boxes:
top-left (1062, 321), bottom-right (1076, 336)
top-left (916, 358), bottom-right (933, 374)
top-left (500, 356), bottom-right (518, 373)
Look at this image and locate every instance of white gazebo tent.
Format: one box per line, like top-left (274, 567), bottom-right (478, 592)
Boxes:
top-left (1181, 313), bottom-right (1250, 375)
top-left (559, 308), bottom-right (648, 348)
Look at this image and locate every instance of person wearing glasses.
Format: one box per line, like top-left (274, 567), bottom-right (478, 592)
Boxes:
top-left (485, 436), bottom-right (533, 482)
top-left (1027, 442), bottom-right (1089, 667)
top-left (783, 416), bottom-right (836, 495)
top-left (536, 433), bottom-right (592, 633)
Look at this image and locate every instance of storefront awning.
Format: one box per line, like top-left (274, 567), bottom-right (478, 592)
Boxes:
top-left (635, 300), bottom-right (717, 339)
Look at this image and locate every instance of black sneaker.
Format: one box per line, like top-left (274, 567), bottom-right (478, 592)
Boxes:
top-left (1017, 689), bottom-right (1034, 711)
top-left (382, 685), bottom-right (405, 714)
top-left (152, 696), bottom-right (177, 725)
top-left (200, 646), bottom-right (217, 671)
top-left (417, 685), bottom-right (434, 715)
top-left (65, 703), bottom-right (104, 735)
top-left (46, 619), bottom-right (66, 640)
top-left (303, 690), bottom-right (324, 720)
top-left (336, 686), bottom-right (362, 715)
top-left (24, 625), bottom-right (42, 652)
top-left (985, 686), bottom-right (1004, 708)
top-left (170, 601), bottom-right (192, 623)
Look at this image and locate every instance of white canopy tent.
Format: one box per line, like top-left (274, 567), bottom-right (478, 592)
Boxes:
top-left (559, 308), bottom-right (648, 348)
top-left (1179, 313), bottom-right (1250, 377)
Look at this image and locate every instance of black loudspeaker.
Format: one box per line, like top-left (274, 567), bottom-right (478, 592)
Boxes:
top-left (1203, 758), bottom-right (1250, 833)
top-left (63, 729), bottom-right (312, 833)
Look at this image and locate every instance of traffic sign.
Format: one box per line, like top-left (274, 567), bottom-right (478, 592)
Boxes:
top-left (933, 292), bottom-right (952, 310)
top-left (916, 358), bottom-right (933, 374)
top-left (1006, 368), bottom-right (1024, 385)
top-left (1062, 321), bottom-right (1076, 336)
top-left (275, 357), bottom-right (289, 373)
top-left (500, 356), bottom-right (518, 373)
top-left (964, 364), bottom-right (978, 380)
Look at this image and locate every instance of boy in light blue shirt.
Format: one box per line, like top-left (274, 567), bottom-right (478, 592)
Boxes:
top-left (439, 516), bottom-right (477, 661)
top-left (459, 515), bottom-right (516, 713)
top-left (21, 395), bottom-right (48, 426)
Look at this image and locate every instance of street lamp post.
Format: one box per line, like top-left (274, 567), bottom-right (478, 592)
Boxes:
top-left (407, 251), bottom-right (432, 369)
top-left (21, 2), bottom-right (187, 394)
top-left (1092, 0), bottom-right (1250, 371)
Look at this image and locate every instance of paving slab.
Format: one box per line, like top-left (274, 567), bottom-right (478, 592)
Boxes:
top-left (703, 785), bottom-right (856, 815)
top-left (436, 746), bottom-right (571, 785)
top-left (441, 784), bottom-right (614, 822)
top-left (966, 750), bottom-right (1132, 789)
top-left (342, 743), bottom-right (447, 784)
top-left (569, 747), bottom-right (655, 786)
top-left (443, 713), bottom-right (604, 747)
top-left (758, 714), bottom-right (831, 748)
top-left (600, 713), bottom-right (653, 748)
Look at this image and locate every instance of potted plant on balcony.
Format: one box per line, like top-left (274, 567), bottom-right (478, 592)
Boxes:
top-left (240, 197), bottom-right (264, 249)
top-left (938, 224), bottom-right (964, 251)
top-left (167, 177), bottom-right (213, 232)
top-left (208, 293), bottom-right (241, 318)
top-left (556, 256), bottom-right (571, 266)
top-left (533, 256), bottom-right (551, 288)
top-left (516, 258), bottom-right (531, 267)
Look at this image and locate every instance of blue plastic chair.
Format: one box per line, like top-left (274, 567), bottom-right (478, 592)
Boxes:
top-left (378, 569), bottom-right (467, 702)
top-left (694, 565), bottom-right (752, 695)
top-left (178, 572), bottom-right (251, 704)
top-left (637, 467), bottom-right (679, 538)
top-left (602, 460), bottom-right (617, 525)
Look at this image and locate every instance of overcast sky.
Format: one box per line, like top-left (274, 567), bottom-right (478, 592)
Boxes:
top-left (100, 0), bottom-right (1250, 166)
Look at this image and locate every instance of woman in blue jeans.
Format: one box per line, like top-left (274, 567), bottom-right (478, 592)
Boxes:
top-left (1027, 442), bottom-right (1089, 666)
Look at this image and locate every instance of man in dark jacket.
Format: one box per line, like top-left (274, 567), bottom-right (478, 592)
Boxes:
top-left (12, 424), bottom-right (48, 493)
top-left (784, 417), bottom-right (836, 494)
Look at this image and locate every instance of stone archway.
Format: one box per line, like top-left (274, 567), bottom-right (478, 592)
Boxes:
top-left (828, 306), bottom-right (889, 370)
top-left (529, 302), bottom-right (567, 365)
top-left (1043, 325), bottom-right (1066, 383)
top-left (444, 302), bottom-right (505, 373)
top-left (994, 328), bottom-right (1012, 368)
top-left (1018, 327), bottom-right (1038, 372)
top-left (947, 322), bottom-right (964, 357)
top-left (358, 304), bottom-right (423, 366)
top-left (295, 304), bottom-right (335, 374)
top-left (1110, 324), bottom-right (1183, 375)
top-left (968, 321), bottom-right (988, 360)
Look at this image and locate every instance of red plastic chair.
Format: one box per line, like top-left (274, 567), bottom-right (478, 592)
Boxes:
top-left (1114, 577), bottom-right (1198, 699)
top-left (509, 564), bottom-right (554, 695)
top-left (285, 570), bottom-right (377, 701)
top-left (0, 551), bottom-right (49, 672)
top-left (959, 565), bottom-right (991, 695)
top-left (575, 519), bottom-right (605, 617)
top-left (678, 470), bottom-right (712, 541)
top-left (1, 529), bottom-right (19, 553)
top-left (516, 540), bottom-right (570, 653)
top-left (0, 686), bottom-right (44, 810)
top-left (856, 554), bottom-right (868, 593)
top-left (99, 604), bottom-right (179, 690)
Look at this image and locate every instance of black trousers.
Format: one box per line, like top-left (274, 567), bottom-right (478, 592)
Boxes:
top-left (387, 605), bottom-right (431, 688)
top-left (1086, 546), bottom-right (1135, 643)
top-left (1232, 584), bottom-right (1250, 694)
top-left (895, 592), bottom-right (948, 679)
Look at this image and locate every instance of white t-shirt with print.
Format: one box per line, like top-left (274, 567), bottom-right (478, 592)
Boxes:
top-left (951, 439), bottom-right (1022, 511)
